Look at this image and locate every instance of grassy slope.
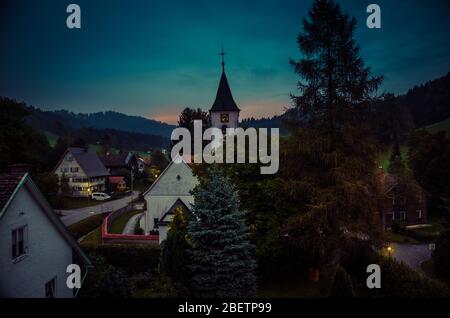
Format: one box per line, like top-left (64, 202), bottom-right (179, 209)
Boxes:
top-left (378, 118), bottom-right (449, 172)
top-left (424, 118), bottom-right (450, 135)
top-left (109, 210), bottom-right (143, 234)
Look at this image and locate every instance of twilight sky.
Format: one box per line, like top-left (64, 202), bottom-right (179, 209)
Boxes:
top-left (1, 0), bottom-right (449, 124)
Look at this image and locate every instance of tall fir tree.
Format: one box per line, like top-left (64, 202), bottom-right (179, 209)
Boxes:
top-left (188, 166), bottom-right (256, 298)
top-left (284, 0), bottom-right (384, 290)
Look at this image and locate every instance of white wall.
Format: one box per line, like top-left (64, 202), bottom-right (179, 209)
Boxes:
top-left (143, 162), bottom-right (198, 238)
top-left (0, 185), bottom-right (74, 298)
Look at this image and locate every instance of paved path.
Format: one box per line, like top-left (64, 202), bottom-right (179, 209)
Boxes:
top-left (122, 212), bottom-right (144, 234)
top-left (391, 243), bottom-right (431, 272)
top-left (59, 191), bottom-right (140, 226)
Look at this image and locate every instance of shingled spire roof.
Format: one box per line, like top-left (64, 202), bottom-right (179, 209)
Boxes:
top-left (210, 70), bottom-right (240, 112)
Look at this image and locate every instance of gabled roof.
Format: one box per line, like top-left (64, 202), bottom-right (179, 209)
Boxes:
top-left (210, 70), bottom-right (240, 112)
top-left (0, 173), bottom-right (24, 213)
top-left (142, 157), bottom-right (198, 197)
top-left (100, 153), bottom-right (135, 168)
top-left (378, 171), bottom-right (398, 193)
top-left (0, 172), bottom-right (92, 267)
top-left (158, 198), bottom-right (191, 226)
top-left (54, 147), bottom-right (109, 177)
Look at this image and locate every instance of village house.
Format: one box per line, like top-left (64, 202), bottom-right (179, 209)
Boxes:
top-left (108, 176), bottom-right (127, 192)
top-left (53, 147), bottom-right (109, 197)
top-left (379, 171), bottom-right (428, 229)
top-left (0, 167), bottom-right (91, 298)
top-left (99, 152), bottom-right (138, 176)
top-left (141, 159), bottom-right (199, 243)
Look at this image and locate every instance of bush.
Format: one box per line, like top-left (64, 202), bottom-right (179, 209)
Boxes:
top-left (79, 255), bottom-right (132, 298)
top-left (329, 266), bottom-right (355, 298)
top-left (391, 220), bottom-right (403, 234)
top-left (373, 258), bottom-right (450, 298)
top-left (81, 243), bottom-right (160, 275)
top-left (68, 214), bottom-right (104, 239)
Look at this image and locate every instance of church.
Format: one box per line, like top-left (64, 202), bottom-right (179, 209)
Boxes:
top-left (142, 48), bottom-right (241, 243)
top-left (209, 45), bottom-right (240, 132)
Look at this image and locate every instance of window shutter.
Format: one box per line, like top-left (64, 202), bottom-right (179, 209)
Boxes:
top-left (23, 225), bottom-right (29, 253)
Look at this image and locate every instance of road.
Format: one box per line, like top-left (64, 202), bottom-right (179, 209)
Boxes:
top-left (391, 243), bottom-right (431, 272)
top-left (59, 191), bottom-right (140, 226)
top-left (122, 212), bottom-right (144, 234)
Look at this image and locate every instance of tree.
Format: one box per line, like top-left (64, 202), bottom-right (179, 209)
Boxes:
top-left (178, 107), bottom-right (210, 132)
top-left (0, 98), bottom-right (51, 172)
top-left (433, 217), bottom-right (450, 282)
top-left (408, 130), bottom-right (450, 216)
top-left (188, 166), bottom-right (256, 298)
top-left (151, 149), bottom-right (168, 170)
top-left (329, 266), bottom-right (355, 298)
top-left (284, 0), bottom-right (383, 290)
top-left (70, 137), bottom-right (87, 149)
top-left (160, 207), bottom-right (192, 295)
top-left (177, 107), bottom-right (210, 151)
top-left (79, 255), bottom-right (132, 298)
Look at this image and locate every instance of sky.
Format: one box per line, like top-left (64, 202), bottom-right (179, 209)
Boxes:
top-left (0, 0), bottom-right (449, 124)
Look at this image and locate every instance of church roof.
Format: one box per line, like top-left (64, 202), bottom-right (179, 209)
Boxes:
top-left (210, 70), bottom-right (240, 112)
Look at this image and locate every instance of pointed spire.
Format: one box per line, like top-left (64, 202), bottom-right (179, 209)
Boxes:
top-left (218, 42), bottom-right (227, 72)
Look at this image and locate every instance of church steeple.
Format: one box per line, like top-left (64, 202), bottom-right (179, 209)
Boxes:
top-left (210, 44), bottom-right (240, 112)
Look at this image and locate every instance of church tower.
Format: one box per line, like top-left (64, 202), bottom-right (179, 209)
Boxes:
top-left (209, 44), bottom-right (240, 133)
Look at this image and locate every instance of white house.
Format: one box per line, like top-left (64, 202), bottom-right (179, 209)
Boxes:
top-left (53, 147), bottom-right (109, 197)
top-left (141, 159), bottom-right (199, 243)
top-left (0, 170), bottom-right (91, 298)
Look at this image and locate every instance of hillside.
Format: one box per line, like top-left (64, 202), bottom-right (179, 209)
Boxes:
top-left (25, 107), bottom-right (175, 138)
top-left (424, 118), bottom-right (450, 135)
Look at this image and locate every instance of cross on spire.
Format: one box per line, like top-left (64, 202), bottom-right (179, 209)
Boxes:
top-left (218, 43), bottom-right (227, 72)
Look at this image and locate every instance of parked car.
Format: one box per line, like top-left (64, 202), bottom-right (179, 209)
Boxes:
top-left (91, 192), bottom-right (111, 201)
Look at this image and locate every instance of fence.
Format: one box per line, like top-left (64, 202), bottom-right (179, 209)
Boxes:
top-left (102, 204), bottom-right (159, 244)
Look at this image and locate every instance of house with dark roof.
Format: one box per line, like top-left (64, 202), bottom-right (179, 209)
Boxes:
top-left (209, 47), bottom-right (240, 133)
top-left (53, 147), bottom-right (109, 197)
top-left (0, 170), bottom-right (91, 298)
top-left (99, 152), bottom-right (138, 176)
top-left (379, 170), bottom-right (428, 229)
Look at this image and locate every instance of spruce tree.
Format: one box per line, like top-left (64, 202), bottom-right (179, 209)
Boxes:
top-left (284, 0), bottom-right (384, 290)
top-left (188, 166), bottom-right (256, 298)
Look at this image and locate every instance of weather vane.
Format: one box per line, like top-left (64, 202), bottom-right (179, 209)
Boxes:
top-left (218, 43), bottom-right (227, 71)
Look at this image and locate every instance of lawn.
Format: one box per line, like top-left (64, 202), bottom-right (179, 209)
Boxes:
top-left (67, 213), bottom-right (104, 239)
top-left (109, 209), bottom-right (143, 234)
top-left (378, 144), bottom-right (409, 172)
top-left (424, 118), bottom-right (450, 135)
top-left (81, 226), bottom-right (102, 246)
top-left (44, 131), bottom-right (59, 147)
top-left (382, 230), bottom-right (420, 244)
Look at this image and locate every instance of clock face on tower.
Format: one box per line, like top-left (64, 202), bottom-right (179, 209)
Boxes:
top-left (220, 113), bottom-right (229, 123)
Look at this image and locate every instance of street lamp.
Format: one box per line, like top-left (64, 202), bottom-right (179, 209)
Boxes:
top-left (387, 245), bottom-right (393, 258)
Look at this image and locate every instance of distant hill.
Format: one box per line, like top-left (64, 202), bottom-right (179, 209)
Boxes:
top-left (25, 107), bottom-right (175, 138)
top-left (19, 105), bottom-right (170, 151)
top-left (404, 71), bottom-right (450, 127)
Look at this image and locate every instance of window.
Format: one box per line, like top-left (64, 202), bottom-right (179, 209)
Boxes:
top-left (70, 167), bottom-right (79, 173)
top-left (417, 210), bottom-right (423, 220)
top-left (12, 226), bottom-right (28, 259)
top-left (400, 211), bottom-right (406, 221)
top-left (154, 218), bottom-right (159, 229)
top-left (45, 277), bottom-right (56, 298)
